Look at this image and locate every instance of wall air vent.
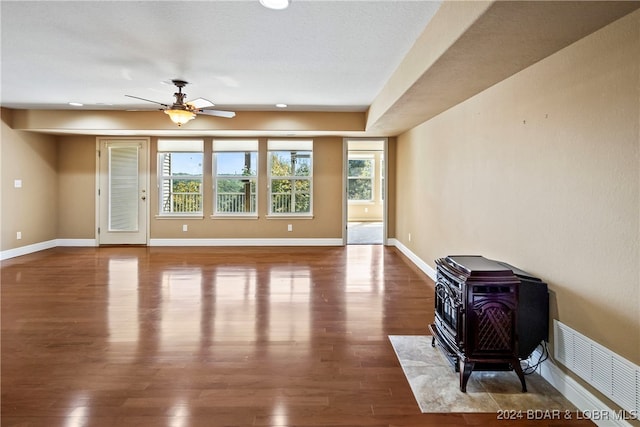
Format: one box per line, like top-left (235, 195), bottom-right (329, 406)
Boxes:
top-left (554, 320), bottom-right (639, 415)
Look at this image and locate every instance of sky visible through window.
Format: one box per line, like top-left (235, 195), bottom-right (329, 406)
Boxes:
top-left (168, 153), bottom-right (202, 176)
top-left (171, 153), bottom-right (253, 176)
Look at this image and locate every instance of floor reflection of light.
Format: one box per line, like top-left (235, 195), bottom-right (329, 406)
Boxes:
top-left (161, 268), bottom-right (202, 351)
top-left (64, 393), bottom-right (89, 427)
top-left (212, 267), bottom-right (257, 342)
top-left (108, 258), bottom-right (139, 359)
top-left (345, 245), bottom-right (384, 292)
top-left (168, 400), bottom-right (189, 427)
top-left (271, 398), bottom-right (288, 426)
top-left (269, 266), bottom-right (311, 342)
top-left (345, 246), bottom-right (384, 335)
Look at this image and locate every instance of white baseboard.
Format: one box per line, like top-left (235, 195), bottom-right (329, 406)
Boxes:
top-left (530, 348), bottom-right (634, 427)
top-left (1, 237), bottom-right (342, 260)
top-left (57, 239), bottom-right (98, 247)
top-left (388, 238), bottom-right (437, 281)
top-left (388, 238), bottom-right (631, 427)
top-left (0, 240), bottom-right (58, 261)
top-left (2, 234), bottom-right (633, 427)
top-left (149, 238), bottom-right (344, 247)
top-left (1, 239), bottom-right (98, 261)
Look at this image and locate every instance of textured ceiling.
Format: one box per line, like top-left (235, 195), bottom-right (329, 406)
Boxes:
top-left (3, 1), bottom-right (639, 137)
top-left (0, 0), bottom-right (441, 112)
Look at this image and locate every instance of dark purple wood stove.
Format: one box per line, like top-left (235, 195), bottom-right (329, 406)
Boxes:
top-left (429, 255), bottom-right (533, 393)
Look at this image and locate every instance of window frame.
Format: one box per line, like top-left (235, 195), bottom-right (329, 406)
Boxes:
top-left (379, 153), bottom-right (385, 203)
top-left (212, 139), bottom-right (259, 218)
top-left (347, 154), bottom-right (375, 203)
top-left (156, 139), bottom-right (204, 217)
top-left (267, 140), bottom-right (313, 217)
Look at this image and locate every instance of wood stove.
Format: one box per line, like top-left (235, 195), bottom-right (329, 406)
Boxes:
top-left (429, 255), bottom-right (539, 393)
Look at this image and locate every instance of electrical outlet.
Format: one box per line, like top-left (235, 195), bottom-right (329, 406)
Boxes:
top-left (287, 224), bottom-right (293, 232)
top-left (14, 179), bottom-right (22, 188)
top-left (16, 231), bottom-right (22, 240)
top-left (182, 224), bottom-right (188, 232)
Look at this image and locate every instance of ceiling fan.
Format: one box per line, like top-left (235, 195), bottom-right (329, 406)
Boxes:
top-left (125, 79), bottom-right (236, 126)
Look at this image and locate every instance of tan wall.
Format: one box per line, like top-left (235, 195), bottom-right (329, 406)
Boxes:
top-left (1, 109), bottom-right (58, 250)
top-left (57, 136), bottom-right (97, 239)
top-left (13, 110), bottom-right (366, 135)
top-left (1, 128), bottom-right (363, 249)
top-left (0, 132), bottom-right (346, 245)
top-left (396, 9), bottom-right (639, 368)
top-left (386, 137), bottom-right (396, 239)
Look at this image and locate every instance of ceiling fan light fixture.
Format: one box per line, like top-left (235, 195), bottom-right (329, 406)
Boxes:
top-left (165, 109), bottom-right (196, 126)
top-left (126, 79), bottom-right (235, 124)
top-left (260, 0), bottom-right (290, 10)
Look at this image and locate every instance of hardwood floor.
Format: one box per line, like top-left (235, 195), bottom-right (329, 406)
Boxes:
top-left (1, 246), bottom-right (594, 427)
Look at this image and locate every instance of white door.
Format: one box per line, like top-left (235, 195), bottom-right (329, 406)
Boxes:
top-left (98, 138), bottom-right (148, 245)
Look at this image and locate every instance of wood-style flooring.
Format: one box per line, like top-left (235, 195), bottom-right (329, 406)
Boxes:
top-left (1, 246), bottom-right (594, 426)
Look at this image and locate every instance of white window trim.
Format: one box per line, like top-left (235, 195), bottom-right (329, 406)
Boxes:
top-left (212, 141), bottom-right (259, 217)
top-left (267, 141), bottom-right (314, 217)
top-left (379, 154), bottom-right (385, 204)
top-left (157, 139), bottom-right (204, 217)
top-left (347, 154), bottom-right (375, 203)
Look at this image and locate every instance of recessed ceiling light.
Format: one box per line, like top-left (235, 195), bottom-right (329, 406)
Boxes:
top-left (68, 102), bottom-right (84, 107)
top-left (260, 0), bottom-right (290, 10)
top-left (275, 103), bottom-right (288, 108)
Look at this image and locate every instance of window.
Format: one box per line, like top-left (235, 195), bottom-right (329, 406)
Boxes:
top-left (348, 156), bottom-right (374, 201)
top-left (268, 140), bottom-right (313, 215)
top-left (157, 139), bottom-right (204, 215)
top-left (213, 139), bottom-right (259, 216)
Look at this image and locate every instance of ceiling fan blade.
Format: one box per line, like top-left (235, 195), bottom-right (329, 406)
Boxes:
top-left (187, 97), bottom-right (215, 109)
top-left (197, 109), bottom-right (236, 119)
top-left (125, 94), bottom-right (169, 108)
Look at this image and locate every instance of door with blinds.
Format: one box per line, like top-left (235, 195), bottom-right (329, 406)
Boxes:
top-left (98, 138), bottom-right (148, 245)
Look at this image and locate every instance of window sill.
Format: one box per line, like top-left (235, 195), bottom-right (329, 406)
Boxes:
top-left (210, 215), bottom-right (259, 220)
top-left (155, 214), bottom-right (204, 220)
top-left (266, 215), bottom-right (314, 220)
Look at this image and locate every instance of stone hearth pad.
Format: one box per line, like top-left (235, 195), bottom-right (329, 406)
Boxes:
top-left (389, 335), bottom-right (579, 413)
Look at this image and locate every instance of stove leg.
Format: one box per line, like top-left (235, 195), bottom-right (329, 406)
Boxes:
top-left (459, 359), bottom-right (474, 392)
top-left (512, 359), bottom-right (527, 392)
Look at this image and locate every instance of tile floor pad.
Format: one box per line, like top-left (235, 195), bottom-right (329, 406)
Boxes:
top-left (388, 335), bottom-right (579, 413)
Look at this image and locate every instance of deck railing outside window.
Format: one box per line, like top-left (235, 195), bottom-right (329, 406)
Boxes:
top-left (270, 193), bottom-right (292, 213)
top-left (216, 192), bottom-right (257, 213)
top-left (157, 139), bottom-right (204, 216)
top-left (163, 192), bottom-right (202, 213)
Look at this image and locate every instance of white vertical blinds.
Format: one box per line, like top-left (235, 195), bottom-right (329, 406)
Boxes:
top-left (108, 145), bottom-right (139, 231)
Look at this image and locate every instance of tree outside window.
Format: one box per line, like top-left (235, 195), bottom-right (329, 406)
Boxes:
top-left (158, 149), bottom-right (203, 215)
top-left (348, 158), bottom-right (374, 201)
top-left (268, 142), bottom-right (313, 215)
top-left (214, 151), bottom-right (258, 215)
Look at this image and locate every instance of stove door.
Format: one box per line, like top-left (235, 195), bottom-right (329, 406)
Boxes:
top-left (466, 285), bottom-right (517, 358)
